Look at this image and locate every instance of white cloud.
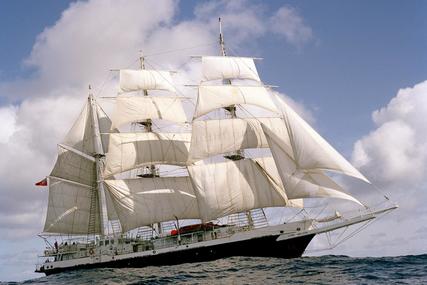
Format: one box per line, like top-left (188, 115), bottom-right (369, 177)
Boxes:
top-left (311, 80), bottom-right (427, 257)
top-left (270, 6), bottom-right (313, 46)
top-left (0, 106), bottom-right (17, 143)
top-left (352, 80), bottom-right (427, 188)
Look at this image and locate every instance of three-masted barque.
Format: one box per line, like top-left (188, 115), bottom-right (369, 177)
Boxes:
top-left (35, 19), bottom-right (396, 275)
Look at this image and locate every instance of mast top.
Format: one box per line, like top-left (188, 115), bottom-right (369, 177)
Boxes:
top-left (219, 17), bottom-right (226, 56)
top-left (139, 51), bottom-right (145, 70)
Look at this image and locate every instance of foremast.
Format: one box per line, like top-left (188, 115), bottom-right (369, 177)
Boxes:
top-left (219, 17), bottom-right (242, 160)
top-left (137, 54), bottom-right (162, 235)
top-left (88, 91), bottom-right (108, 236)
top-left (137, 54), bottom-right (158, 178)
top-left (218, 18), bottom-right (261, 227)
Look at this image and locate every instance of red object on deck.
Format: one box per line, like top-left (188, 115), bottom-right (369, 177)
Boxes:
top-left (35, 178), bottom-right (48, 186)
top-left (170, 222), bottom-right (220, 236)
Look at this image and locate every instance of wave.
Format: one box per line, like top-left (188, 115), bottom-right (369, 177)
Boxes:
top-left (3, 254), bottom-right (427, 285)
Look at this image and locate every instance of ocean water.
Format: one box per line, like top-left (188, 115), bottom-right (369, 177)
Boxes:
top-left (3, 254), bottom-right (426, 285)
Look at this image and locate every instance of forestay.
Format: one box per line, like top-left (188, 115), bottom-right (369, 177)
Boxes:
top-left (262, 125), bottom-right (362, 205)
top-left (111, 96), bottom-right (188, 129)
top-left (44, 177), bottom-right (101, 234)
top-left (120, 69), bottom-right (176, 93)
top-left (187, 159), bottom-right (288, 222)
top-left (188, 117), bottom-right (291, 162)
top-left (201, 56), bottom-right (261, 82)
top-left (194, 86), bottom-right (279, 119)
top-left (104, 132), bottom-right (191, 177)
top-left (104, 177), bottom-right (199, 232)
top-left (273, 95), bottom-right (369, 183)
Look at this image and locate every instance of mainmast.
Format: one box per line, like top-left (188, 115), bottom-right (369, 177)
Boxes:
top-left (219, 17), bottom-right (243, 160)
top-left (137, 53), bottom-right (162, 235)
top-left (218, 18), bottom-right (255, 226)
top-left (137, 54), bottom-right (158, 178)
top-left (88, 89), bottom-right (108, 236)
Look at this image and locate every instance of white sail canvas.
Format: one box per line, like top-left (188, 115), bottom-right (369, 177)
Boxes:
top-left (120, 69), bottom-right (176, 93)
top-left (44, 177), bottom-right (100, 235)
top-left (104, 177), bottom-right (199, 232)
top-left (194, 86), bottom-right (279, 119)
top-left (201, 56), bottom-right (261, 82)
top-left (188, 159), bottom-right (288, 222)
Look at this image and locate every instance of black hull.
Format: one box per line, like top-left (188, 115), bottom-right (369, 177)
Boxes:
top-left (43, 233), bottom-right (315, 275)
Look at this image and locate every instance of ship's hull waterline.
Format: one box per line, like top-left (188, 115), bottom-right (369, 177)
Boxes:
top-left (38, 233), bottom-right (315, 276)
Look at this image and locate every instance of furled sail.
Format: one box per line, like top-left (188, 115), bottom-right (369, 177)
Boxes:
top-left (201, 56), bottom-right (261, 82)
top-left (119, 69), bottom-right (176, 93)
top-left (43, 177), bottom-right (101, 234)
top-left (104, 177), bottom-right (199, 232)
top-left (273, 95), bottom-right (369, 183)
top-left (187, 159), bottom-right (288, 222)
top-left (188, 117), bottom-right (291, 162)
top-left (262, 125), bottom-right (362, 205)
top-left (111, 96), bottom-right (188, 129)
top-left (194, 86), bottom-right (279, 119)
top-left (104, 132), bottom-right (191, 177)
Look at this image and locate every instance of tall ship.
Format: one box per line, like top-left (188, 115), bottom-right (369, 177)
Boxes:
top-left (35, 19), bottom-right (396, 275)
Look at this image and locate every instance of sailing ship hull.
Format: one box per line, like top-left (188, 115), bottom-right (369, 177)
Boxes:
top-left (38, 233), bottom-right (315, 276)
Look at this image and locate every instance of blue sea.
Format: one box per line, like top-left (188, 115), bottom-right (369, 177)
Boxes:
top-left (2, 254), bottom-right (426, 284)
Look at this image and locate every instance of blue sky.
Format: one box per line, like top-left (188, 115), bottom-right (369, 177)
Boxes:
top-left (0, 0), bottom-right (426, 282)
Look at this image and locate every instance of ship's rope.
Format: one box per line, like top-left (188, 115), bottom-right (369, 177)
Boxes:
top-left (305, 206), bottom-right (394, 254)
top-left (143, 42), bottom-right (217, 57)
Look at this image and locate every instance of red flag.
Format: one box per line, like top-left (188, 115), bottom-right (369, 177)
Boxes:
top-left (35, 178), bottom-right (48, 186)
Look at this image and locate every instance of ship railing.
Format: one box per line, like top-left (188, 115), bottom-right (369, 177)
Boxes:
top-left (152, 224), bottom-right (251, 250)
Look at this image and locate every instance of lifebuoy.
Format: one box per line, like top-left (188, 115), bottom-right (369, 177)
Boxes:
top-left (89, 248), bottom-right (95, 255)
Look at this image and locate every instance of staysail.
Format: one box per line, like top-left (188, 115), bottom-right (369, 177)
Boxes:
top-left (262, 125), bottom-right (362, 204)
top-left (273, 95), bottom-right (369, 183)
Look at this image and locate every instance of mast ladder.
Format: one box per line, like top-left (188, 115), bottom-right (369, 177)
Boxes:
top-left (136, 226), bottom-right (155, 240)
top-left (250, 208), bottom-right (269, 228)
top-left (110, 219), bottom-right (122, 236)
top-left (87, 188), bottom-right (99, 241)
